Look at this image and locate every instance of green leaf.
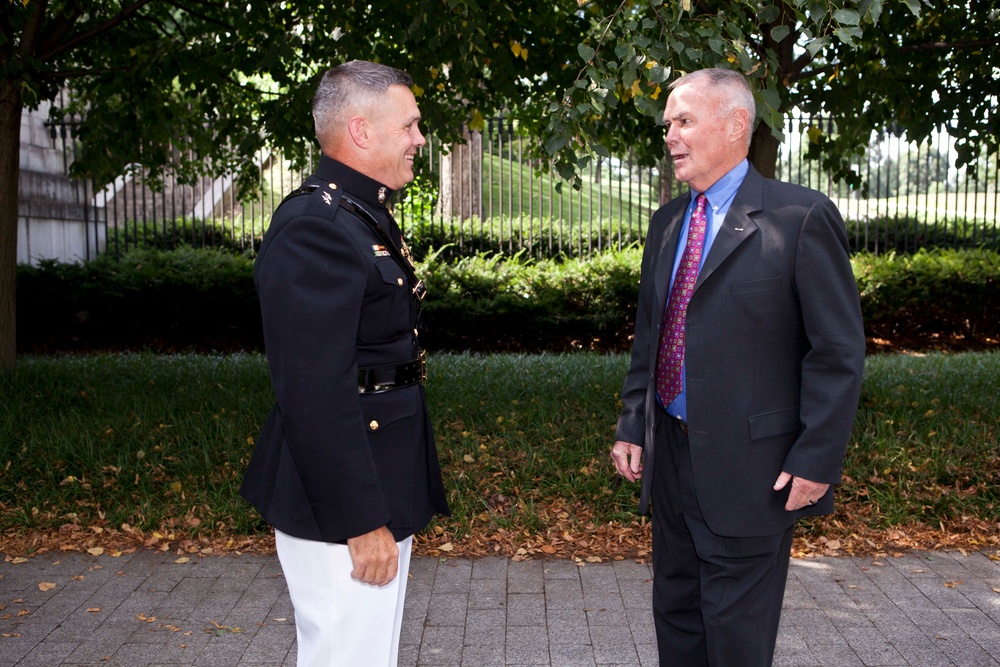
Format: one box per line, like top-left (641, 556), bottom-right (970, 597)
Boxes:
top-left (833, 8), bottom-right (861, 25)
top-left (834, 25), bottom-right (863, 47)
top-left (758, 87), bottom-right (782, 113)
top-left (544, 135), bottom-right (567, 156)
top-left (805, 35), bottom-right (829, 56)
top-left (770, 25), bottom-right (791, 43)
top-left (757, 5), bottom-right (781, 23)
top-left (578, 44), bottom-right (596, 63)
top-left (648, 65), bottom-right (670, 84)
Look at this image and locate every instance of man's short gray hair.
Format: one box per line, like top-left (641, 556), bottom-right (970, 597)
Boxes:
top-left (670, 68), bottom-right (757, 146)
top-left (312, 60), bottom-right (414, 144)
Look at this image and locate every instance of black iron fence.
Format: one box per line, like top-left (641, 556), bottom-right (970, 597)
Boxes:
top-left (38, 113), bottom-right (1000, 260)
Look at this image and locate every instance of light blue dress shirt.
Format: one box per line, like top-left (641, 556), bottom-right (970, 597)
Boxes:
top-left (662, 159), bottom-right (750, 422)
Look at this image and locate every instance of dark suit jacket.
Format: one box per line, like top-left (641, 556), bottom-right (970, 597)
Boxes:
top-left (616, 165), bottom-right (865, 537)
top-left (241, 156), bottom-right (449, 544)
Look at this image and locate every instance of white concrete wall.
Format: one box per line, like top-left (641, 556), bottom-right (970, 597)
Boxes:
top-left (17, 101), bottom-right (105, 265)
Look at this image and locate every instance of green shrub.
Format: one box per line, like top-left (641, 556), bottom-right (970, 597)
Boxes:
top-left (853, 248), bottom-right (1000, 341)
top-left (16, 246), bottom-right (1000, 353)
top-left (106, 218), bottom-right (264, 255)
top-left (17, 247), bottom-right (261, 352)
top-left (418, 247), bottom-right (641, 351)
top-left (846, 216), bottom-right (1000, 254)
top-left (405, 215), bottom-right (648, 262)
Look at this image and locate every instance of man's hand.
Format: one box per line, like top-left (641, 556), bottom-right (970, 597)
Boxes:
top-left (773, 471), bottom-right (830, 511)
top-left (347, 526), bottom-right (399, 586)
top-left (611, 441), bottom-right (643, 482)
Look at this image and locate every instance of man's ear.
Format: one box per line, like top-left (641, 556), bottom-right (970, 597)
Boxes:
top-left (347, 115), bottom-right (370, 149)
top-left (730, 108), bottom-right (751, 145)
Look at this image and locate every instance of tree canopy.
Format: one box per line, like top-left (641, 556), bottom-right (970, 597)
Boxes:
top-left (2, 0), bottom-right (997, 372)
top-left (0, 0), bottom-right (589, 372)
top-left (546, 0), bottom-right (997, 189)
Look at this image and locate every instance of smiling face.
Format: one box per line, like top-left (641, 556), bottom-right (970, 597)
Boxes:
top-left (365, 85), bottom-right (426, 190)
top-left (663, 79), bottom-right (750, 192)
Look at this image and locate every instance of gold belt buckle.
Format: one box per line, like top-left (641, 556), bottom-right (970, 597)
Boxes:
top-left (419, 349), bottom-right (427, 385)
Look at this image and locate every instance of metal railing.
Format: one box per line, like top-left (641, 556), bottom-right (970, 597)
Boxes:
top-left (35, 114), bottom-right (1000, 260)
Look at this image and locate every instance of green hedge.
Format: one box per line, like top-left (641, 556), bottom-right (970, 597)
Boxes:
top-left (106, 214), bottom-right (1000, 263)
top-left (18, 247), bottom-right (261, 353)
top-left (853, 248), bottom-right (1000, 342)
top-left (845, 216), bottom-right (1000, 255)
top-left (16, 246), bottom-right (1000, 353)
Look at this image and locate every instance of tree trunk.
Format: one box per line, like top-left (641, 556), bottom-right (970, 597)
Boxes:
top-left (0, 77), bottom-right (22, 375)
top-left (659, 156), bottom-right (676, 205)
top-left (438, 127), bottom-right (482, 221)
top-left (749, 123), bottom-right (779, 179)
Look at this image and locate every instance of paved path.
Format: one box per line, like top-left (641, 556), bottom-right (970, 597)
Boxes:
top-left (1, 550), bottom-right (998, 666)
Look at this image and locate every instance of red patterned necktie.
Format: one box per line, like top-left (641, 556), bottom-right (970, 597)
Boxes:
top-left (655, 193), bottom-right (708, 406)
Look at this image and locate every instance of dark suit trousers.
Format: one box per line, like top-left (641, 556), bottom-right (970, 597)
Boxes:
top-left (651, 410), bottom-right (794, 667)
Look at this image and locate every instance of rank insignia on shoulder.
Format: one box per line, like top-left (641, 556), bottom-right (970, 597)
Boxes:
top-left (322, 191), bottom-right (333, 206)
top-left (371, 244), bottom-right (390, 258)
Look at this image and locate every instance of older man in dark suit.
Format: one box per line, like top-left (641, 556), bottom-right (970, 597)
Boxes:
top-left (611, 68), bottom-right (865, 666)
top-left (241, 60), bottom-right (449, 667)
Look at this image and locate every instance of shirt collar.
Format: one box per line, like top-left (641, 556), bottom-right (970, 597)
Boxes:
top-left (692, 159), bottom-right (749, 211)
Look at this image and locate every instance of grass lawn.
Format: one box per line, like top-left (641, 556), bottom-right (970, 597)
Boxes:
top-left (0, 351), bottom-right (996, 560)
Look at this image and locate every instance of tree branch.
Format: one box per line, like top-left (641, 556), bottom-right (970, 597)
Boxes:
top-left (163, 0), bottom-right (236, 33)
top-left (899, 39), bottom-right (1000, 52)
top-left (14, 0), bottom-right (50, 59)
top-left (36, 0), bottom-right (156, 62)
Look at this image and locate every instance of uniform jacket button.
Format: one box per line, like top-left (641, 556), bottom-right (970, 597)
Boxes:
top-left (369, 420), bottom-right (379, 431)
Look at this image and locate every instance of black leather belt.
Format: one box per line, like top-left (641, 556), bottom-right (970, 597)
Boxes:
top-left (671, 415), bottom-right (689, 434)
top-left (358, 356), bottom-right (425, 394)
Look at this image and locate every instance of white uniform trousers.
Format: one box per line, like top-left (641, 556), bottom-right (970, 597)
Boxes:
top-left (275, 529), bottom-right (412, 667)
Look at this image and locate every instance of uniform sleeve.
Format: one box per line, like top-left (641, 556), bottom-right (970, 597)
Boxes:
top-left (256, 212), bottom-right (391, 541)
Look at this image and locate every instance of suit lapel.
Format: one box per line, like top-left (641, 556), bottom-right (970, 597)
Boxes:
top-left (652, 199), bottom-right (689, 314)
top-left (695, 166), bottom-right (764, 290)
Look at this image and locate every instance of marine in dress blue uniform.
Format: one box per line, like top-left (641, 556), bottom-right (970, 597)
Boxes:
top-left (240, 61), bottom-right (449, 667)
